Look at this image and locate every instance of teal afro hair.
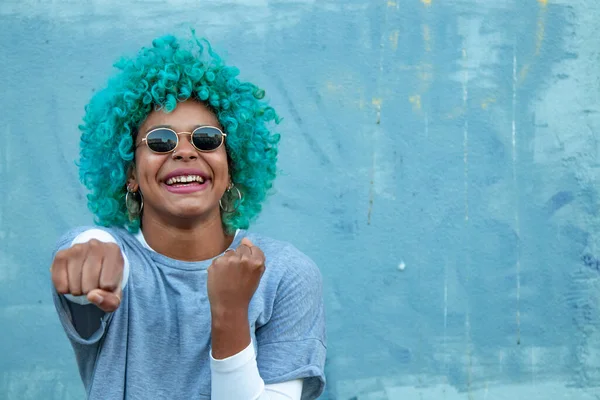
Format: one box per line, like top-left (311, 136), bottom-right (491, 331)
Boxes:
top-left (78, 32), bottom-right (281, 233)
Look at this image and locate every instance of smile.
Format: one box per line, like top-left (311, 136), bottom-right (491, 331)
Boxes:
top-left (163, 175), bottom-right (210, 194)
top-left (165, 175), bottom-right (205, 185)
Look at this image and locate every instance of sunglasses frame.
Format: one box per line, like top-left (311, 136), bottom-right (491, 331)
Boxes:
top-left (136, 126), bottom-right (227, 154)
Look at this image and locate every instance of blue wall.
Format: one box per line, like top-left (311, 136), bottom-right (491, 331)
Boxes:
top-left (1, 0), bottom-right (600, 398)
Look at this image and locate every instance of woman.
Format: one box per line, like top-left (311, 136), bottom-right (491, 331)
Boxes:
top-left (50, 33), bottom-right (326, 400)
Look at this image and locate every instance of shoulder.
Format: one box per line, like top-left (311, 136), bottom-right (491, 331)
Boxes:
top-left (244, 232), bottom-right (322, 288)
top-left (54, 225), bottom-right (133, 253)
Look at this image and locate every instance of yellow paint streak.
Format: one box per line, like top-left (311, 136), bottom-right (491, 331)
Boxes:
top-left (389, 30), bottom-right (399, 51)
top-left (518, 0), bottom-right (547, 82)
top-left (534, 5), bottom-right (547, 55)
top-left (423, 24), bottom-right (431, 52)
top-left (409, 95), bottom-right (422, 111)
top-left (421, 0), bottom-right (432, 6)
top-left (387, 0), bottom-right (397, 7)
top-left (481, 98), bottom-right (496, 110)
top-left (372, 98), bottom-right (382, 124)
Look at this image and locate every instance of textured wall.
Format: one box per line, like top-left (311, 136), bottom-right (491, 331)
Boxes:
top-left (1, 0), bottom-right (600, 399)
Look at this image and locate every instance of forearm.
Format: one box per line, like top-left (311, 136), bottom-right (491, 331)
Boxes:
top-left (210, 309), bottom-right (303, 399)
top-left (211, 339), bottom-right (303, 400)
top-left (210, 307), bottom-right (251, 359)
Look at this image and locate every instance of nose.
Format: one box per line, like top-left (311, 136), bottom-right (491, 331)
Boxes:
top-left (172, 133), bottom-right (198, 161)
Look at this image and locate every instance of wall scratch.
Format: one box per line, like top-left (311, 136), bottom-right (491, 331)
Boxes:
top-left (512, 45), bottom-right (522, 346)
top-left (462, 48), bottom-right (469, 222)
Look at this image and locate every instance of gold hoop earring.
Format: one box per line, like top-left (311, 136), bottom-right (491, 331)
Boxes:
top-left (125, 186), bottom-right (144, 221)
top-left (219, 183), bottom-right (243, 213)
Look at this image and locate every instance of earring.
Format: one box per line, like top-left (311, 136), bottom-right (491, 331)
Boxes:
top-left (125, 185), bottom-right (144, 221)
top-left (219, 183), bottom-right (243, 213)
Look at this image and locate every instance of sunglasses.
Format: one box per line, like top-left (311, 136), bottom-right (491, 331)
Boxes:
top-left (136, 126), bottom-right (227, 154)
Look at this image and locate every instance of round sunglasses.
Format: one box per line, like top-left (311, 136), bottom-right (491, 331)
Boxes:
top-left (136, 126), bottom-right (227, 154)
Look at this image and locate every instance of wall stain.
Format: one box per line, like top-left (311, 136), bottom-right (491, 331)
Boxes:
top-left (544, 190), bottom-right (574, 216)
top-left (581, 254), bottom-right (600, 274)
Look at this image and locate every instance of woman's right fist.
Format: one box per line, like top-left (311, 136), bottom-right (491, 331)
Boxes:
top-left (51, 239), bottom-right (124, 312)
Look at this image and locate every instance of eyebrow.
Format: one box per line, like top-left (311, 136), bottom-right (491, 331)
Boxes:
top-left (146, 124), bottom-right (172, 132)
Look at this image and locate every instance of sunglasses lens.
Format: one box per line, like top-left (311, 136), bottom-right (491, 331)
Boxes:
top-left (192, 127), bottom-right (223, 151)
top-left (146, 129), bottom-right (177, 153)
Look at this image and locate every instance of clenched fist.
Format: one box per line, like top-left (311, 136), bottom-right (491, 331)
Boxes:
top-left (207, 238), bottom-right (265, 316)
top-left (51, 239), bottom-right (124, 312)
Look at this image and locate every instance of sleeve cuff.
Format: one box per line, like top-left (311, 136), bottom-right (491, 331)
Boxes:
top-left (210, 340), bottom-right (255, 373)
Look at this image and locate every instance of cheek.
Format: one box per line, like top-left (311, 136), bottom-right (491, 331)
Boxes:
top-left (135, 154), bottom-right (164, 185)
top-left (208, 150), bottom-right (230, 179)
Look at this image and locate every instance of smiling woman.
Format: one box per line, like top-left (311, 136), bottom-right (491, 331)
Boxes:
top-left (49, 32), bottom-right (326, 400)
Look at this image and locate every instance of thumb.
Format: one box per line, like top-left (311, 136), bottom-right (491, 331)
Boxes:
top-left (87, 288), bottom-right (122, 313)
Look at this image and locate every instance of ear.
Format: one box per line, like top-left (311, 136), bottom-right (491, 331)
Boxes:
top-left (126, 164), bottom-right (139, 192)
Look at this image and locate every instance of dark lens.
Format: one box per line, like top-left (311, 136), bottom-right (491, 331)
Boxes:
top-left (146, 128), bottom-right (177, 153)
top-left (192, 126), bottom-right (223, 151)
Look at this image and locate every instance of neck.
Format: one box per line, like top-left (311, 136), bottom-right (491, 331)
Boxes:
top-left (140, 210), bottom-right (233, 262)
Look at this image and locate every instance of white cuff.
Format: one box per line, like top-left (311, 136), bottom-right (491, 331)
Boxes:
top-left (63, 229), bottom-right (129, 305)
top-left (210, 341), bottom-right (303, 400)
top-left (210, 341), bottom-right (264, 399)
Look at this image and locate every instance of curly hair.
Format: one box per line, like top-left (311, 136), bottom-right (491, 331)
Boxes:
top-left (78, 32), bottom-right (281, 233)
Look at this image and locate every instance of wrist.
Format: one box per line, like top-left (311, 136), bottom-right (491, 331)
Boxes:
top-left (210, 307), bottom-right (251, 360)
top-left (210, 306), bottom-right (248, 328)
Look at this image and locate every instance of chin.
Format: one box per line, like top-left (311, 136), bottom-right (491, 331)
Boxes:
top-left (171, 206), bottom-right (215, 219)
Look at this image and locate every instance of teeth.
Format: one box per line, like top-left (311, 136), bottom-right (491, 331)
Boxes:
top-left (166, 175), bottom-right (205, 185)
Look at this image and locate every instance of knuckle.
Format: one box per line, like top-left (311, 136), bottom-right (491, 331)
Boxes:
top-left (87, 239), bottom-right (101, 249)
top-left (54, 250), bottom-right (68, 262)
top-left (71, 243), bottom-right (86, 255)
top-left (240, 255), bottom-right (251, 265)
top-left (105, 242), bottom-right (121, 254)
top-left (51, 275), bottom-right (67, 293)
top-left (212, 256), bottom-right (227, 268)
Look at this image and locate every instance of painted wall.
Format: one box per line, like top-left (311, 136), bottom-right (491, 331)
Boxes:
top-left (1, 0), bottom-right (599, 399)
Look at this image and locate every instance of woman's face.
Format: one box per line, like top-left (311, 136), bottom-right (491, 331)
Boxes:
top-left (129, 100), bottom-right (229, 225)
